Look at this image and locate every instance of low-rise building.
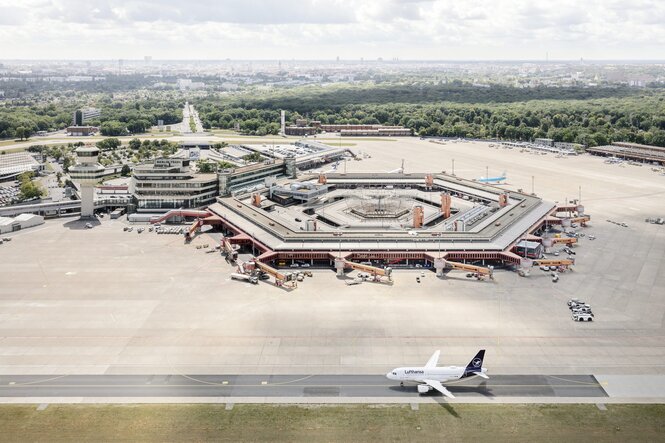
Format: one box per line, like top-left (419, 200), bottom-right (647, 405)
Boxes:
top-left (0, 213), bottom-right (44, 234)
top-left (0, 152), bottom-right (42, 182)
top-left (130, 158), bottom-right (218, 212)
top-left (66, 126), bottom-right (97, 136)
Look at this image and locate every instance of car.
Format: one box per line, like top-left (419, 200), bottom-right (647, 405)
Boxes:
top-left (549, 266), bottom-right (557, 271)
top-left (588, 235), bottom-right (596, 240)
top-left (300, 263), bottom-right (311, 268)
top-left (553, 251), bottom-right (559, 256)
top-left (568, 298), bottom-right (584, 307)
top-left (573, 313), bottom-right (594, 322)
top-left (571, 304), bottom-right (592, 312)
top-left (85, 223), bottom-right (93, 229)
top-left (123, 227), bottom-right (129, 232)
top-left (540, 266), bottom-right (549, 271)
top-left (290, 263), bottom-right (300, 268)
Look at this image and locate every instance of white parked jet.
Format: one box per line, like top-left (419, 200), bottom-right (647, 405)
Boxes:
top-left (386, 350), bottom-right (488, 398)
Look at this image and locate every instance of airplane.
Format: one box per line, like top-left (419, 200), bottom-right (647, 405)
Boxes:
top-left (386, 350), bottom-right (487, 398)
top-left (477, 171), bottom-right (507, 183)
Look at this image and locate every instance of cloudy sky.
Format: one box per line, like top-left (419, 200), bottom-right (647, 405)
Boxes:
top-left (0, 0), bottom-right (664, 60)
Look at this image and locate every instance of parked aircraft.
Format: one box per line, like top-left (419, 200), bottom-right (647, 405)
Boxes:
top-left (477, 172), bottom-right (507, 183)
top-left (386, 350), bottom-right (487, 398)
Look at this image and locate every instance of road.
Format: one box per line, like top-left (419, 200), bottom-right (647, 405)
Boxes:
top-left (0, 374), bottom-right (607, 398)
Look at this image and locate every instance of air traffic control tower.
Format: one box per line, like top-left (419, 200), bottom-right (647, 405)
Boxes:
top-left (68, 146), bottom-right (105, 218)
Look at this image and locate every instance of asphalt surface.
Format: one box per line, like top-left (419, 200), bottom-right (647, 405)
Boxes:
top-left (0, 375), bottom-right (607, 398)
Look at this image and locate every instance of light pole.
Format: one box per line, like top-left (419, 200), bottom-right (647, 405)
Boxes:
top-left (452, 158), bottom-right (455, 176)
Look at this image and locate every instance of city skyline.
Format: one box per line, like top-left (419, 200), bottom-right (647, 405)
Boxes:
top-left (0, 0), bottom-right (664, 60)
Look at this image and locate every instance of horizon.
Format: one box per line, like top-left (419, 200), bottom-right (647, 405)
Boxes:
top-left (0, 0), bottom-right (664, 60)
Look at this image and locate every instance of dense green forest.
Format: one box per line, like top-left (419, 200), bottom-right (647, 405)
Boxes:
top-left (2, 82), bottom-right (665, 147)
top-left (0, 97), bottom-right (183, 139)
top-left (197, 84), bottom-right (665, 147)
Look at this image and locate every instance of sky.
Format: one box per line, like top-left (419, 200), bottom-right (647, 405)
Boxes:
top-left (0, 0), bottom-right (664, 60)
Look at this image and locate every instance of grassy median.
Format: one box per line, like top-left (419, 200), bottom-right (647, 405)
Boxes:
top-left (1, 403), bottom-right (663, 442)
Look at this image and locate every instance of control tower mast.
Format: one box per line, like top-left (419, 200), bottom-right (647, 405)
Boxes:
top-left (68, 146), bottom-right (105, 218)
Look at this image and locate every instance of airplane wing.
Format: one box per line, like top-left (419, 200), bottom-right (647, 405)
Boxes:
top-left (424, 350), bottom-right (440, 368)
top-left (424, 379), bottom-right (455, 399)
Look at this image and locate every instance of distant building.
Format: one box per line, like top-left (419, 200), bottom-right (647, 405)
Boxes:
top-left (66, 126), bottom-right (97, 136)
top-left (72, 107), bottom-right (101, 125)
top-left (130, 158), bottom-right (218, 212)
top-left (177, 79), bottom-right (205, 90)
top-left (534, 138), bottom-right (554, 147)
top-left (586, 142), bottom-right (665, 166)
top-left (321, 124), bottom-right (411, 136)
top-left (285, 126), bottom-right (318, 136)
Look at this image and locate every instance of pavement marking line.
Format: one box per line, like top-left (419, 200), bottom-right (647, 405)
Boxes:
top-left (265, 375), bottom-right (314, 386)
top-left (261, 381), bottom-right (268, 385)
top-left (547, 375), bottom-right (601, 385)
top-left (222, 381), bottom-right (228, 385)
top-left (13, 375), bottom-right (69, 386)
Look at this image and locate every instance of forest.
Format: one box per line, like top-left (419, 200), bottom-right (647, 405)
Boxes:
top-left (0, 97), bottom-right (183, 139)
top-left (197, 84), bottom-right (665, 147)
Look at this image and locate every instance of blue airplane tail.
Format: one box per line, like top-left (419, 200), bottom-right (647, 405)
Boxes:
top-left (463, 350), bottom-right (485, 377)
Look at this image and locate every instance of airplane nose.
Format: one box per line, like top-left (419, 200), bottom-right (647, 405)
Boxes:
top-left (386, 372), bottom-right (393, 379)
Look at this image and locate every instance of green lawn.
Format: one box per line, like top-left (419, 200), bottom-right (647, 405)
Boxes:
top-left (1, 404), bottom-right (663, 443)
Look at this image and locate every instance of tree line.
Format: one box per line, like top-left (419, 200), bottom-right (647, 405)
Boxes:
top-left (197, 85), bottom-right (665, 147)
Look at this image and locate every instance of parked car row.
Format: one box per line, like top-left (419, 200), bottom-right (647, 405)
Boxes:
top-left (568, 298), bottom-right (594, 322)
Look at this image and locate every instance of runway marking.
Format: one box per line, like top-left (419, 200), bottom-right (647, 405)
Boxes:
top-left (547, 375), bottom-right (600, 385)
top-left (12, 375), bottom-right (68, 386)
top-left (266, 375), bottom-right (314, 386)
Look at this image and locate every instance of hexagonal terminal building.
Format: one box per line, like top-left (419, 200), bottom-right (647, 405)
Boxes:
top-left (68, 146), bottom-right (106, 218)
top-left (203, 171), bottom-right (589, 273)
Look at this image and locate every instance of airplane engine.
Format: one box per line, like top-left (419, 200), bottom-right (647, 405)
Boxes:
top-left (417, 384), bottom-right (432, 394)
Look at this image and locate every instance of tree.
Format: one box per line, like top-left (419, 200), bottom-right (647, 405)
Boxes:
top-left (242, 152), bottom-right (263, 162)
top-left (100, 121), bottom-right (127, 136)
top-left (121, 164), bottom-right (132, 176)
top-left (96, 138), bottom-right (121, 151)
top-left (17, 172), bottom-right (44, 201)
top-left (128, 138), bottom-right (141, 150)
top-left (62, 156), bottom-right (73, 172)
top-left (197, 161), bottom-right (217, 173)
top-left (15, 126), bottom-right (28, 140)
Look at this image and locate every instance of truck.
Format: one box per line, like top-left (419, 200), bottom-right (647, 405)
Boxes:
top-left (230, 273), bottom-right (258, 284)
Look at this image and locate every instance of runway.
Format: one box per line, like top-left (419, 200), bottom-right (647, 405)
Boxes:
top-left (0, 374), bottom-right (607, 398)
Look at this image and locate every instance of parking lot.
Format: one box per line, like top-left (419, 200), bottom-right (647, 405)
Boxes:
top-left (1, 138), bottom-right (664, 378)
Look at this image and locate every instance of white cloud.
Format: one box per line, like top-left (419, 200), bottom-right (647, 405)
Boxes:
top-left (0, 0), bottom-right (663, 59)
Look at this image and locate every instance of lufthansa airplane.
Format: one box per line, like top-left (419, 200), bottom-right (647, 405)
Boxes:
top-left (386, 350), bottom-right (487, 398)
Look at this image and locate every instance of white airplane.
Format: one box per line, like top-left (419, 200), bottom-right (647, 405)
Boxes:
top-left (386, 350), bottom-right (487, 398)
top-left (477, 171), bottom-right (507, 183)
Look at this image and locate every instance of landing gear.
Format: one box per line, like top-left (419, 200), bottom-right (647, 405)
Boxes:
top-left (400, 382), bottom-right (404, 387)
